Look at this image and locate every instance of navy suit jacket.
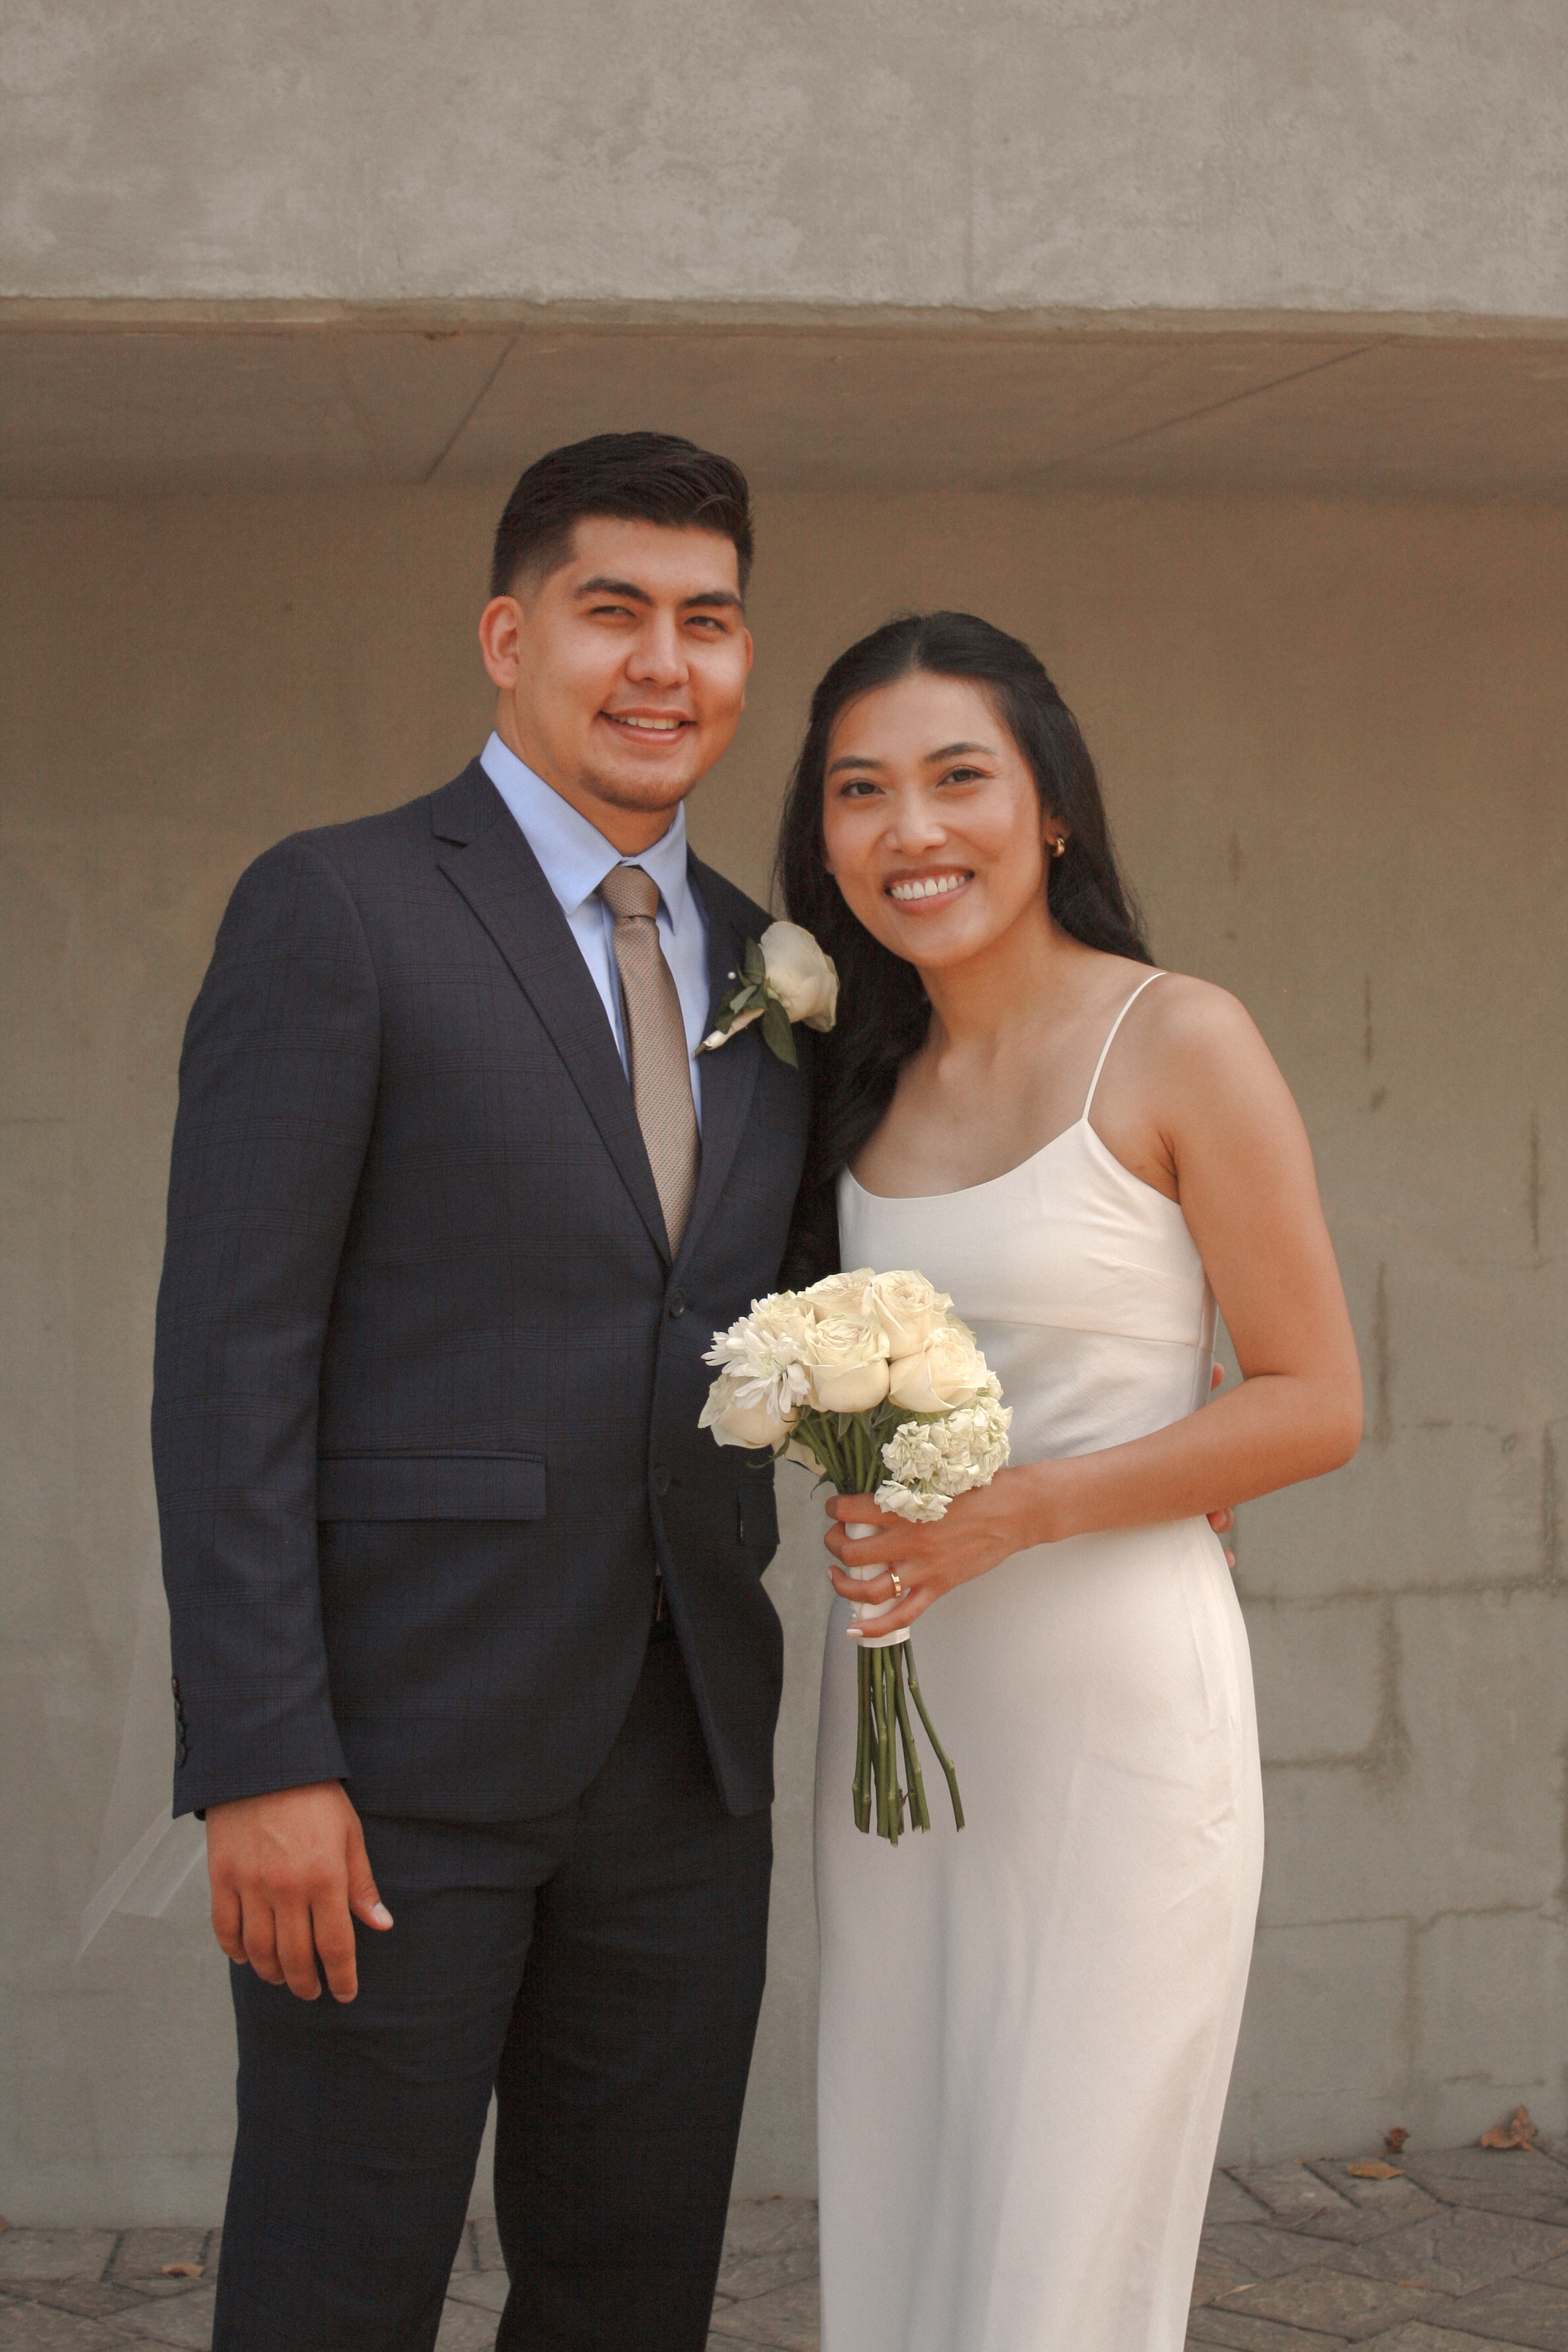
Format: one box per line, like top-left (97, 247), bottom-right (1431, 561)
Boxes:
top-left (153, 761), bottom-right (811, 1821)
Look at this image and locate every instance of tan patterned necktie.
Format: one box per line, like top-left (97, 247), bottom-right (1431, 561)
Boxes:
top-left (599, 864), bottom-right (700, 1252)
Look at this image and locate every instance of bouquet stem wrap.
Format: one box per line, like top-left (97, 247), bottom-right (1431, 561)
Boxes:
top-left (699, 1268), bottom-right (1010, 1848)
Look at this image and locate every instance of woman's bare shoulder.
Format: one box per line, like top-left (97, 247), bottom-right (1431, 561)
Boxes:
top-left (1143, 968), bottom-right (1258, 1035)
top-left (1121, 970), bottom-right (1285, 1102)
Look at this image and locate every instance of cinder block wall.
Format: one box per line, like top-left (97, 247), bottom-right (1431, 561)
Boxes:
top-left (3, 482), bottom-right (1563, 2221)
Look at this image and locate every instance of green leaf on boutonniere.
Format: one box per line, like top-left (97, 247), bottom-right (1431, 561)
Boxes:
top-left (761, 994), bottom-right (798, 1067)
top-left (699, 934), bottom-right (815, 1066)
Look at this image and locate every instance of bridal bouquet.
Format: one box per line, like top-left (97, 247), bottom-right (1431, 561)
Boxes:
top-left (700, 1269), bottom-right (1011, 1845)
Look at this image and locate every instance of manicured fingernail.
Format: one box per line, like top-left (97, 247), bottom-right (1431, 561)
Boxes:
top-left (371, 1904), bottom-right (393, 1927)
top-left (846, 1627), bottom-right (864, 1639)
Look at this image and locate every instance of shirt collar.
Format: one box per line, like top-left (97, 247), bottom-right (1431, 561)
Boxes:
top-left (480, 731), bottom-right (692, 933)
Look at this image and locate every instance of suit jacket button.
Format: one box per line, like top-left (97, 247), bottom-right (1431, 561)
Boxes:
top-left (667, 1289), bottom-right (687, 1319)
top-left (652, 1466), bottom-right (672, 1496)
top-left (174, 1741), bottom-right (188, 1768)
top-left (170, 1675), bottom-right (181, 1698)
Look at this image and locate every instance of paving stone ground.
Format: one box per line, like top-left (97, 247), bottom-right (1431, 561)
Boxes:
top-left (3, 2142), bottom-right (1567, 2349)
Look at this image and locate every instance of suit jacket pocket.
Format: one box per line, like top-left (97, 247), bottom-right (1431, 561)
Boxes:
top-left (317, 1451), bottom-right (547, 1522)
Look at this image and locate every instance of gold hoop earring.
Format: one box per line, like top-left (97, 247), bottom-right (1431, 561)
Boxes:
top-left (1051, 835), bottom-right (1067, 859)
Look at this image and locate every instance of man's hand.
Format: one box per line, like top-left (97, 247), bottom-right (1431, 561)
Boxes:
top-left (206, 1782), bottom-right (392, 2004)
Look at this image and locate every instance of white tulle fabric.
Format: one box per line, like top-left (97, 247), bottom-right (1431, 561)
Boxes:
top-left (815, 976), bottom-right (1264, 2352)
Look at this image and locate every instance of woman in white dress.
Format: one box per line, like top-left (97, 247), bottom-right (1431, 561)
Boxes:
top-left (776, 614), bottom-right (1362, 2352)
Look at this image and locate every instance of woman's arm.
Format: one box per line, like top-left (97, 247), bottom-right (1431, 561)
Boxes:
top-left (823, 981), bottom-right (1362, 1632)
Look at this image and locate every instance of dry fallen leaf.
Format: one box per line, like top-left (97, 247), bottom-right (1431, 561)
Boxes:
top-left (159, 2262), bottom-right (204, 2278)
top-left (1384, 2127), bottom-right (1410, 2154)
top-left (1347, 2160), bottom-right (1403, 2180)
top-left (1480, 2106), bottom-right (1537, 2152)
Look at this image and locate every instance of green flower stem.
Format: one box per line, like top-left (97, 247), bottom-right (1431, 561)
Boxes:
top-left (903, 1637), bottom-right (964, 1833)
top-left (878, 1648), bottom-right (903, 1845)
top-left (853, 1644), bottom-right (873, 1833)
top-left (866, 1648), bottom-right (889, 1840)
top-left (891, 1648), bottom-right (931, 1832)
top-left (793, 1404), bottom-right (962, 1844)
top-left (878, 1654), bottom-right (895, 1842)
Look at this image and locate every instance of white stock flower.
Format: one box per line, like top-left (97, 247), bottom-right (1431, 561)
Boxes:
top-left (886, 1319), bottom-right (989, 1413)
top-left (703, 1293), bottom-right (815, 1424)
top-left (803, 1313), bottom-right (891, 1413)
top-left (759, 921), bottom-right (839, 1031)
top-left (699, 1373), bottom-right (797, 1451)
top-left (864, 1270), bottom-right (952, 1355)
top-left (876, 1395), bottom-right (1013, 1520)
top-left (872, 1482), bottom-right (949, 1525)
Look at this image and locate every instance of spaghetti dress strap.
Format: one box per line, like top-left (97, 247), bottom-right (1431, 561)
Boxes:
top-left (1081, 970), bottom-right (1167, 1123)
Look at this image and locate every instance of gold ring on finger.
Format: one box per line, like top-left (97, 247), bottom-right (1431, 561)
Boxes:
top-left (888, 1569), bottom-right (905, 1599)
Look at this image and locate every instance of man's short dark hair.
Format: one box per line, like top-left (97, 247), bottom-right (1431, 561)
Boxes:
top-left (490, 432), bottom-right (753, 602)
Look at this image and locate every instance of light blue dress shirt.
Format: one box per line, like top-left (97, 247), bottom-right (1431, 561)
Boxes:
top-left (480, 730), bottom-right (711, 1123)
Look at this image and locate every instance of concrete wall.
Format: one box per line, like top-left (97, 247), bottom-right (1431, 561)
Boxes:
top-left (5, 0), bottom-right (1567, 319)
top-left (3, 478), bottom-right (1565, 2222)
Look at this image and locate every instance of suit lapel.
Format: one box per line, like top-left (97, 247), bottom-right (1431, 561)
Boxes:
top-left (676, 860), bottom-right (761, 1274)
top-left (433, 767), bottom-right (671, 1261)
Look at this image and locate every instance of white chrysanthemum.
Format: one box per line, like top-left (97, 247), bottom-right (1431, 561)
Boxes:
top-left (875, 1396), bottom-right (1013, 1523)
top-left (702, 1293), bottom-right (816, 1423)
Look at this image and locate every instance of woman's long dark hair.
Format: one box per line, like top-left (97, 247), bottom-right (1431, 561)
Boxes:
top-left (777, 611), bottom-right (1150, 1283)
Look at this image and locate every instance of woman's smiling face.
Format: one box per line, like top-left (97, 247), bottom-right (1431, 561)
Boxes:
top-left (820, 671), bottom-right (1055, 972)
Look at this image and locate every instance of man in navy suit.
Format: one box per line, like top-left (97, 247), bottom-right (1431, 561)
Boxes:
top-left (152, 435), bottom-right (812, 2351)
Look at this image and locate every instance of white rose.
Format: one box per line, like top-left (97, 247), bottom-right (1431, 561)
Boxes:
top-left (759, 922), bottom-right (839, 1032)
top-left (864, 1269), bottom-right (952, 1355)
top-left (699, 1372), bottom-right (797, 1451)
top-left (803, 1313), bottom-right (891, 1413)
top-left (886, 1319), bottom-right (988, 1413)
top-left (800, 1266), bottom-right (875, 1317)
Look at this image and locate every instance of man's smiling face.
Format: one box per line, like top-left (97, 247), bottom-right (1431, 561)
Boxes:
top-left (479, 514), bottom-right (753, 852)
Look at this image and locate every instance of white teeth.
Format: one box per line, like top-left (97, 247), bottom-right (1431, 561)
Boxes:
top-left (614, 715), bottom-right (684, 732)
top-left (890, 874), bottom-right (966, 902)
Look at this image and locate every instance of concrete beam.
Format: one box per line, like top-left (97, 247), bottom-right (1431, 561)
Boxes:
top-left (3, 1), bottom-right (1565, 318)
top-left (5, 315), bottom-right (1568, 499)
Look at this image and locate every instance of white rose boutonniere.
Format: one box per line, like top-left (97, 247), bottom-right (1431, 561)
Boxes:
top-left (699, 921), bottom-right (838, 1068)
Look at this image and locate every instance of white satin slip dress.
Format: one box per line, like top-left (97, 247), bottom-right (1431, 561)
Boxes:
top-left (815, 972), bottom-right (1265, 2352)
